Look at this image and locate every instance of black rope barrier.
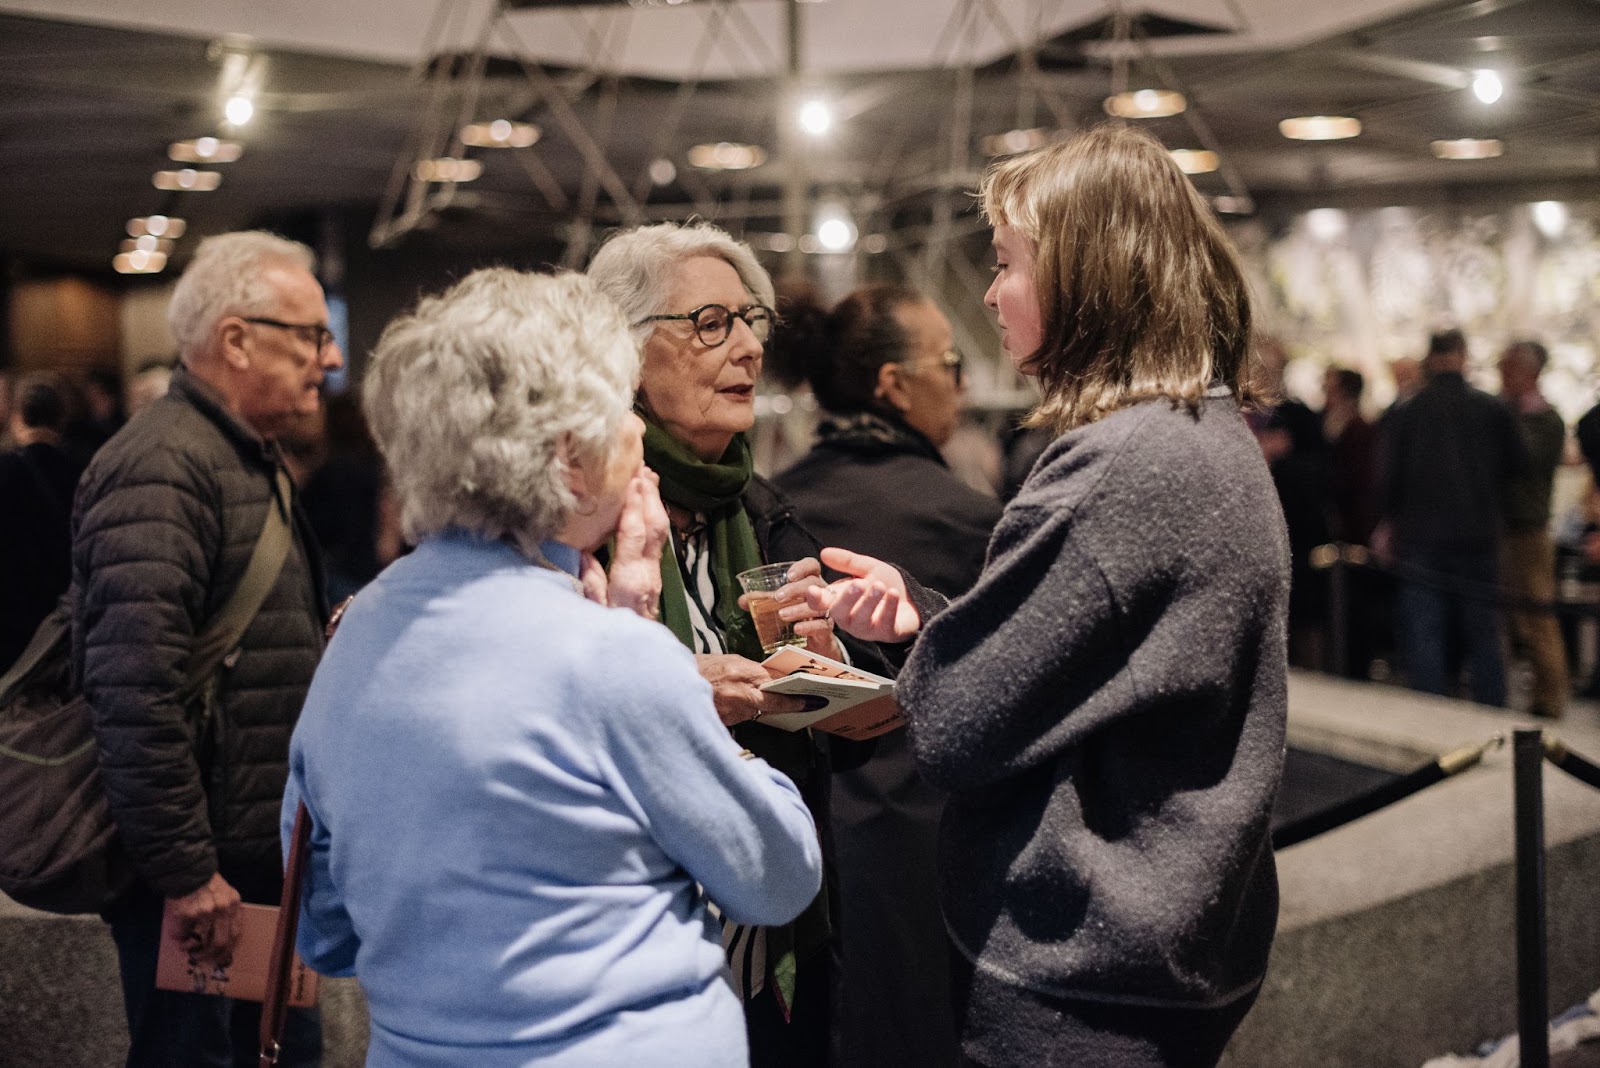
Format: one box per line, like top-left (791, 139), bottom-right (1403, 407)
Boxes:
top-left (1272, 736), bottom-right (1502, 850)
top-left (1308, 542), bottom-right (1600, 618)
top-left (1542, 737), bottom-right (1600, 792)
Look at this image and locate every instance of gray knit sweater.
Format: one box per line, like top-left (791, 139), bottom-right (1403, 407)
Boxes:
top-left (899, 393), bottom-right (1289, 1020)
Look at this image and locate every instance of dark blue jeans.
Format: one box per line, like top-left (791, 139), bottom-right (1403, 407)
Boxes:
top-left (1396, 546), bottom-right (1507, 707)
top-left (105, 880), bottom-right (321, 1068)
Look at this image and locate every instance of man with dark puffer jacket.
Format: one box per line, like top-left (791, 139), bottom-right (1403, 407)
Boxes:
top-left (71, 231), bottom-right (342, 1067)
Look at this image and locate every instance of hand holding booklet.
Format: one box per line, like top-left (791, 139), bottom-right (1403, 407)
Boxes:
top-left (155, 900), bottom-right (319, 1008)
top-left (758, 647), bottom-right (905, 739)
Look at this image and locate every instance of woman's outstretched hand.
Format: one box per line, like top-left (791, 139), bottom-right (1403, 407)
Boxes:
top-left (803, 548), bottom-right (922, 644)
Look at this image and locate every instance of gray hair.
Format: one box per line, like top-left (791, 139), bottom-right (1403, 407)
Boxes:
top-left (586, 221), bottom-right (775, 347)
top-left (167, 231), bottom-right (316, 358)
top-left (363, 268), bottom-right (640, 556)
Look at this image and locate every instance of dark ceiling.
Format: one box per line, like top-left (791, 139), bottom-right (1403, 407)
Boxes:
top-left (1, 0), bottom-right (1598, 276)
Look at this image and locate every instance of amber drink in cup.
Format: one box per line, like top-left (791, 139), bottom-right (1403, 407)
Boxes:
top-left (737, 562), bottom-right (805, 654)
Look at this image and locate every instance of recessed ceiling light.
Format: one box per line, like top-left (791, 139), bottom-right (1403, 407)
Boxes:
top-left (1104, 89), bottom-right (1186, 119)
top-left (1279, 116), bottom-right (1361, 141)
top-left (1213, 195), bottom-right (1255, 215)
top-left (648, 158), bottom-right (677, 186)
top-left (798, 99), bottom-right (833, 136)
top-left (119, 236), bottom-right (175, 255)
top-left (113, 250), bottom-right (169, 274)
top-left (1431, 138), bottom-right (1503, 159)
top-left (687, 142), bottom-right (768, 171)
top-left (224, 94), bottom-right (254, 127)
top-left (1169, 149), bottom-right (1218, 174)
top-left (169, 137), bottom-right (243, 163)
top-left (981, 128), bottom-right (1049, 156)
top-left (460, 120), bottom-right (539, 148)
top-left (127, 215), bottom-right (186, 238)
top-left (1531, 200), bottom-right (1568, 239)
top-left (1472, 69), bottom-right (1504, 104)
top-left (153, 169), bottom-right (223, 191)
top-left (413, 157), bottom-right (483, 182)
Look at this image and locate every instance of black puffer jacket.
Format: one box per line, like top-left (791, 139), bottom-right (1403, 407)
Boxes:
top-left (71, 368), bottom-right (327, 904)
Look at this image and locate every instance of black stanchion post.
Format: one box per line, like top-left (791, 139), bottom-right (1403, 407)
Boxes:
top-left (1513, 729), bottom-right (1549, 1068)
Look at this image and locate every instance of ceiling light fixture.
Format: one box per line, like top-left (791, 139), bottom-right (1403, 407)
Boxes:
top-left (798, 99), bottom-right (833, 136)
top-left (1531, 201), bottom-right (1569, 239)
top-left (113, 249), bottom-right (169, 274)
top-left (127, 215), bottom-right (186, 239)
top-left (981, 128), bottom-right (1049, 156)
top-left (1213, 195), bottom-right (1256, 215)
top-left (1103, 88), bottom-right (1186, 119)
top-left (224, 93), bottom-right (254, 127)
top-left (686, 142), bottom-right (768, 171)
top-left (120, 237), bottom-right (175, 255)
top-left (170, 137), bottom-right (243, 163)
top-left (1169, 149), bottom-right (1218, 174)
top-left (460, 120), bottom-right (540, 148)
top-left (648, 158), bottom-right (677, 186)
top-left (153, 169), bottom-right (223, 191)
top-left (1279, 116), bottom-right (1362, 141)
top-left (1431, 138), bottom-right (1503, 160)
top-left (413, 157), bottom-right (483, 183)
top-left (1472, 69), bottom-right (1504, 104)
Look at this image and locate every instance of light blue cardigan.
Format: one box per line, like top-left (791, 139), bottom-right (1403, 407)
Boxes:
top-left (282, 532), bottom-right (822, 1066)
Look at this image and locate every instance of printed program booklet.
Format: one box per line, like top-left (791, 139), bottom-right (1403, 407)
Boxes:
top-left (155, 900), bottom-right (319, 1007)
top-left (758, 647), bottom-right (905, 739)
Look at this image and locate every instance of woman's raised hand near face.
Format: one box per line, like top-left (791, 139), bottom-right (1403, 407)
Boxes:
top-left (594, 466), bottom-right (671, 619)
top-left (803, 548), bottom-right (922, 644)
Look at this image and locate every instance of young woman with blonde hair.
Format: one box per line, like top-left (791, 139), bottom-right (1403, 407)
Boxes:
top-left (809, 122), bottom-right (1291, 1067)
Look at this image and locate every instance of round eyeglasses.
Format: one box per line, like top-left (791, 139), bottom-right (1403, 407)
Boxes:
top-left (637, 303), bottom-right (775, 347)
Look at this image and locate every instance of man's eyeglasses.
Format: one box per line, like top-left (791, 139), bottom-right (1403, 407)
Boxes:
top-left (242, 317), bottom-right (336, 354)
top-left (637, 303), bottom-right (775, 347)
top-left (897, 350), bottom-right (964, 386)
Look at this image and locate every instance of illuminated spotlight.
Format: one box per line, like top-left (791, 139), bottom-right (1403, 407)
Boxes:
top-left (798, 98), bottom-right (833, 136)
top-left (153, 168), bottom-right (223, 191)
top-left (1472, 69), bottom-right (1504, 104)
top-left (169, 137), bottom-right (243, 163)
top-left (1103, 89), bottom-right (1186, 119)
top-left (113, 250), bottom-right (169, 274)
top-left (119, 236), bottom-right (174, 254)
top-left (648, 158), bottom-right (677, 186)
top-left (224, 93), bottom-right (254, 127)
top-left (1306, 208), bottom-right (1348, 242)
top-left (1531, 200), bottom-right (1568, 239)
top-left (1278, 116), bottom-right (1361, 141)
top-left (460, 120), bottom-right (540, 148)
top-left (1431, 138), bottom-right (1503, 159)
top-left (1212, 195), bottom-right (1256, 215)
top-left (1169, 149), bottom-right (1218, 174)
top-left (687, 142), bottom-right (767, 171)
top-left (813, 205), bottom-right (857, 253)
top-left (980, 128), bottom-right (1048, 156)
top-left (413, 157), bottom-right (483, 183)
top-left (127, 215), bottom-right (186, 239)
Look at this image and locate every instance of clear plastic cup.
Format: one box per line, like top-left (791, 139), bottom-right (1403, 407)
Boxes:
top-left (737, 561), bottom-right (805, 654)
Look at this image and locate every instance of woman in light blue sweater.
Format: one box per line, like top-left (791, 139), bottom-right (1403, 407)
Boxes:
top-left (282, 269), bottom-right (823, 1067)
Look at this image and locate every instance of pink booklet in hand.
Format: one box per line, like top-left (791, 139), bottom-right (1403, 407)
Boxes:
top-left (155, 900), bottom-right (319, 1007)
top-left (758, 647), bottom-right (905, 740)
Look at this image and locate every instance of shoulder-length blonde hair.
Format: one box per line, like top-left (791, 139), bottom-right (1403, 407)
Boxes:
top-left (980, 122), bottom-right (1257, 434)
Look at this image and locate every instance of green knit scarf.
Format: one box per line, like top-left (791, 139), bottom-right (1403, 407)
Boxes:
top-left (643, 421), bottom-right (766, 662)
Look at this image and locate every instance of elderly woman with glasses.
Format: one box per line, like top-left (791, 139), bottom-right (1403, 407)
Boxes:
top-left (766, 284), bottom-right (1001, 1068)
top-left (282, 269), bottom-right (823, 1067)
top-left (588, 223), bottom-right (857, 1068)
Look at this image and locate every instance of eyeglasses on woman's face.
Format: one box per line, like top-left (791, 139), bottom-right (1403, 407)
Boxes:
top-left (897, 349), bottom-right (964, 387)
top-left (637, 303), bottom-right (775, 347)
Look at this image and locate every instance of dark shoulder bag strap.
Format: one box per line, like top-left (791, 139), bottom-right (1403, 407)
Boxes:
top-left (260, 592), bottom-right (351, 1067)
top-left (260, 800), bottom-right (311, 1067)
top-left (179, 468), bottom-right (295, 706)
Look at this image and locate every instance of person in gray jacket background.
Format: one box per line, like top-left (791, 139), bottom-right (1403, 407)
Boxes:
top-left (72, 231), bottom-right (342, 1067)
top-left (807, 123), bottom-right (1290, 1068)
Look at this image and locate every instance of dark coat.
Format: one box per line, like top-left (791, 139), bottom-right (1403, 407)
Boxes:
top-left (899, 395), bottom-right (1288, 1065)
top-left (0, 441), bottom-right (83, 669)
top-left (71, 368), bottom-right (328, 904)
top-left (775, 416), bottom-right (1001, 1068)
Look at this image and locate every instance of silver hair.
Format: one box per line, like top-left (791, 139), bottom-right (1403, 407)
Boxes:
top-left (586, 221), bottom-right (775, 347)
top-left (167, 231), bottom-right (317, 358)
top-left (362, 268), bottom-right (640, 556)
